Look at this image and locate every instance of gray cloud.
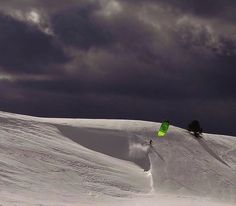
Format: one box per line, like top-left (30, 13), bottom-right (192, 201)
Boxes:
top-left (0, 12), bottom-right (69, 74)
top-left (51, 5), bottom-right (113, 50)
top-left (124, 0), bottom-right (236, 21)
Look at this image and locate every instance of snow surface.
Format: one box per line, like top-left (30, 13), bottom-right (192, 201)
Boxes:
top-left (0, 111), bottom-right (235, 206)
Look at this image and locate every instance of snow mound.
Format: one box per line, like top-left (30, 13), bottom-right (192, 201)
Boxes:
top-left (0, 111), bottom-right (235, 206)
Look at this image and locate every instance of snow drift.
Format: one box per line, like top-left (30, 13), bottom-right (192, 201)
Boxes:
top-left (0, 111), bottom-right (235, 206)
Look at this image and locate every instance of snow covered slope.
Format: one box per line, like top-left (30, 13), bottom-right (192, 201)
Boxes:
top-left (0, 111), bottom-right (235, 206)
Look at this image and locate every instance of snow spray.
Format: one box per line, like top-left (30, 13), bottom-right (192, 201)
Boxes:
top-left (128, 142), bottom-right (150, 159)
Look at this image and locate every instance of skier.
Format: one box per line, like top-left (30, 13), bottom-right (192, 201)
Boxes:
top-left (149, 140), bottom-right (153, 146)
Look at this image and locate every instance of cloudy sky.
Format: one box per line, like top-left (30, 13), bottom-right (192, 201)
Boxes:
top-left (0, 0), bottom-right (235, 135)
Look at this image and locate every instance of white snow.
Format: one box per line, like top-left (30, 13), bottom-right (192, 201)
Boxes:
top-left (0, 111), bottom-right (235, 206)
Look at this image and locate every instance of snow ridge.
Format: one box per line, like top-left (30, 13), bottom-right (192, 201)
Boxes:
top-left (0, 111), bottom-right (235, 206)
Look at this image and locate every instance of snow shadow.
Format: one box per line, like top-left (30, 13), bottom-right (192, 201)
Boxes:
top-left (196, 137), bottom-right (230, 168)
top-left (57, 125), bottom-right (150, 171)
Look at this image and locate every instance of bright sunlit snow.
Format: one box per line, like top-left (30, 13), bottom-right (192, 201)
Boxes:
top-left (0, 111), bottom-right (235, 206)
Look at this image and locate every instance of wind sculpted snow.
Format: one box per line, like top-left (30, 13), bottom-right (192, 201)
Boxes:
top-left (57, 126), bottom-right (151, 171)
top-left (0, 111), bottom-right (235, 206)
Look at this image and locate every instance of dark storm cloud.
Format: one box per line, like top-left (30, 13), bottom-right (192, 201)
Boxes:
top-left (0, 0), bottom-right (236, 135)
top-left (125, 0), bottom-right (236, 21)
top-left (51, 5), bottom-right (113, 50)
top-left (48, 1), bottom-right (236, 99)
top-left (0, 0), bottom-right (88, 13)
top-left (0, 13), bottom-right (69, 74)
top-left (163, 0), bottom-right (236, 21)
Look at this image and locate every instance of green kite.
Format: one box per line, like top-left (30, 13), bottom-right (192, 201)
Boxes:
top-left (157, 120), bottom-right (169, 137)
